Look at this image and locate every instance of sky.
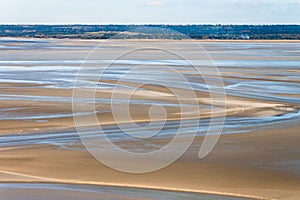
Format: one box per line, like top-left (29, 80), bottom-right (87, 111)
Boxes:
top-left (0, 0), bottom-right (299, 24)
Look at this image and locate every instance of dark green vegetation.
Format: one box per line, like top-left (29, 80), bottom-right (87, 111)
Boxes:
top-left (1, 25), bottom-right (300, 40)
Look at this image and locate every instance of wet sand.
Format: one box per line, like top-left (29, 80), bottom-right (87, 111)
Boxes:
top-left (0, 183), bottom-right (249, 200)
top-left (0, 39), bottom-right (299, 199)
top-left (0, 126), bottom-right (300, 199)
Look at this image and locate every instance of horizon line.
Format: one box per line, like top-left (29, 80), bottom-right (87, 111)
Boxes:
top-left (1, 23), bottom-right (300, 26)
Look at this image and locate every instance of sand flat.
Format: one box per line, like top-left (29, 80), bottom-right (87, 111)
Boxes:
top-left (0, 126), bottom-right (300, 199)
top-left (0, 39), bottom-right (299, 199)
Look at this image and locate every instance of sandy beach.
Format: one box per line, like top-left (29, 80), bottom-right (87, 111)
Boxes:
top-left (0, 39), bottom-right (299, 199)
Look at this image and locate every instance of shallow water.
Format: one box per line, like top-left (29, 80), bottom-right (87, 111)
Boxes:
top-left (0, 40), bottom-right (299, 139)
top-left (0, 183), bottom-right (248, 200)
top-left (0, 40), bottom-right (299, 140)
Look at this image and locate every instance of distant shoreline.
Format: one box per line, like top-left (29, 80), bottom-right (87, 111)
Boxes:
top-left (1, 24), bottom-right (300, 40)
top-left (1, 36), bottom-right (300, 43)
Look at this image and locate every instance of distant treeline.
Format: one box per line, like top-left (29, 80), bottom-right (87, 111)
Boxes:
top-left (1, 25), bottom-right (300, 40)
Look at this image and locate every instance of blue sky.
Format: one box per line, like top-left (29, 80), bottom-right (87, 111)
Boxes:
top-left (0, 0), bottom-right (299, 24)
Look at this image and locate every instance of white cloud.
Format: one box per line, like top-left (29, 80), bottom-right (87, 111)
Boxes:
top-left (144, 0), bottom-right (165, 7)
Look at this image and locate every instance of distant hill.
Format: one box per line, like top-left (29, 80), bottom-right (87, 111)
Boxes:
top-left (1, 25), bottom-right (300, 40)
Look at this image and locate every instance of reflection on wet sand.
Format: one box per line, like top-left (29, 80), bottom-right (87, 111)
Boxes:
top-left (0, 183), bottom-right (249, 200)
top-left (0, 39), bottom-right (299, 199)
